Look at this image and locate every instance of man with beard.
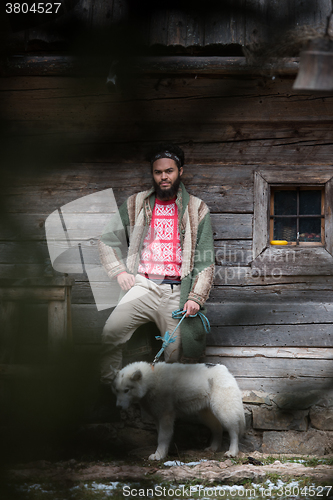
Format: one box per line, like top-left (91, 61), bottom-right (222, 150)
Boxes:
top-left (98, 143), bottom-right (215, 381)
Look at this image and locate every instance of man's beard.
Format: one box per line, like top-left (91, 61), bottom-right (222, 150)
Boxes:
top-left (153, 173), bottom-right (181, 200)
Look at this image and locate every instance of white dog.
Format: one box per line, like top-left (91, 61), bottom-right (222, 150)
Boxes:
top-left (111, 361), bottom-right (245, 460)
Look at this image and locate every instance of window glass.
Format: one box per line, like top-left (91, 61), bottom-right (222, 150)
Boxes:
top-left (274, 190), bottom-right (297, 215)
top-left (299, 218), bottom-right (321, 242)
top-left (299, 190), bottom-right (321, 215)
top-left (271, 187), bottom-right (324, 245)
top-left (273, 217), bottom-right (297, 241)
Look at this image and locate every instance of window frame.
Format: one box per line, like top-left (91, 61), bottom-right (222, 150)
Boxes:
top-left (253, 168), bottom-right (333, 261)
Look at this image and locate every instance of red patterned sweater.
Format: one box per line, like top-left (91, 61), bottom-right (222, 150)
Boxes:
top-left (137, 197), bottom-right (182, 278)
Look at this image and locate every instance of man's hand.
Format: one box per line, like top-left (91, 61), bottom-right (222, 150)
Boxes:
top-left (183, 300), bottom-right (200, 317)
top-left (117, 272), bottom-right (135, 291)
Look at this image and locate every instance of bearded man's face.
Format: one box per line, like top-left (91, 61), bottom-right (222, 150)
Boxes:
top-left (152, 158), bottom-right (183, 200)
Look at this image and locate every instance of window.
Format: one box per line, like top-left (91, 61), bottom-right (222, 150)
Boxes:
top-left (253, 168), bottom-right (333, 263)
top-left (270, 186), bottom-right (325, 246)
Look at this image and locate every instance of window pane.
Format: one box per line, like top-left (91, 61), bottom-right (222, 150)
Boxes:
top-left (274, 190), bottom-right (297, 215)
top-left (273, 217), bottom-right (297, 241)
top-left (299, 218), bottom-right (322, 242)
top-left (299, 190), bottom-right (321, 215)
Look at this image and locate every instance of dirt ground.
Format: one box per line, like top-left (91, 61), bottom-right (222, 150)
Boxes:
top-left (6, 451), bottom-right (333, 484)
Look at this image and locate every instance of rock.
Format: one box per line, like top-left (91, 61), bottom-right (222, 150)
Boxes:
top-left (242, 391), bottom-right (272, 406)
top-left (244, 408), bottom-right (252, 429)
top-left (253, 407), bottom-right (308, 431)
top-left (310, 407), bottom-right (333, 430)
top-left (273, 391), bottom-right (322, 410)
top-left (315, 395), bottom-right (333, 408)
top-left (239, 430), bottom-right (263, 453)
top-left (262, 429), bottom-right (330, 455)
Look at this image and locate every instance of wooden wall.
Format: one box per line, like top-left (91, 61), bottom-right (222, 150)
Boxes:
top-left (1, 68), bottom-right (333, 400)
top-left (3, 0), bottom-right (332, 52)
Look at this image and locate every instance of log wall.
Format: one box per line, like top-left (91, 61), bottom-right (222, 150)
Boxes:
top-left (1, 69), bottom-right (333, 420)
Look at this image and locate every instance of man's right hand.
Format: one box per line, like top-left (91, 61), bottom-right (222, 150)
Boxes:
top-left (117, 272), bottom-right (136, 291)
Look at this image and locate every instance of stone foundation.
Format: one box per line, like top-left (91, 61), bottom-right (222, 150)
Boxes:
top-left (97, 389), bottom-right (333, 456)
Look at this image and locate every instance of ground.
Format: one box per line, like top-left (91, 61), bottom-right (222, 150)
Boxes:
top-left (2, 451), bottom-right (333, 500)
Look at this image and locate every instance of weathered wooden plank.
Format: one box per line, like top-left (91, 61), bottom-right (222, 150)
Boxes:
top-left (222, 376), bottom-right (333, 393)
top-left (325, 176), bottom-right (333, 257)
top-left (206, 324), bottom-right (333, 348)
top-left (77, 128), bottom-right (333, 165)
top-left (0, 364), bottom-right (45, 378)
top-left (0, 214), bottom-right (251, 266)
top-left (204, 356), bottom-right (333, 378)
top-left (110, 0), bottom-right (128, 23)
top-left (0, 302), bottom-right (20, 363)
top-left (0, 264), bottom-right (47, 279)
top-left (4, 124), bottom-right (333, 169)
top-left (253, 171), bottom-right (269, 258)
top-left (1, 56), bottom-right (300, 77)
top-left (91, 0), bottom-right (114, 26)
top-left (3, 164), bottom-right (255, 214)
top-left (68, 302), bottom-right (333, 343)
top-left (214, 265), bottom-right (333, 286)
top-left (2, 76), bottom-right (333, 130)
top-left (167, 11), bottom-right (187, 46)
top-left (210, 282), bottom-right (333, 300)
top-left (294, 0), bottom-right (332, 28)
top-left (48, 299), bottom-right (69, 355)
top-left (205, 346), bottom-right (333, 359)
top-left (71, 278), bottom-right (333, 304)
top-left (211, 214), bottom-right (252, 240)
top-left (75, 0), bottom-right (93, 27)
top-left (245, 0), bottom-right (270, 44)
top-left (259, 168), bottom-right (333, 184)
top-left (149, 10), bottom-right (169, 46)
top-left (204, 1), bottom-right (245, 46)
top-left (252, 247), bottom-right (333, 276)
top-left (0, 242), bottom-right (50, 264)
top-left (185, 12), bottom-right (204, 46)
top-left (206, 300), bottom-right (333, 326)
top-left (0, 287), bottom-right (65, 302)
top-left (215, 241), bottom-right (253, 266)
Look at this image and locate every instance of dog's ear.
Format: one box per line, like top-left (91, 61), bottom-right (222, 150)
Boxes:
top-left (130, 370), bottom-right (142, 382)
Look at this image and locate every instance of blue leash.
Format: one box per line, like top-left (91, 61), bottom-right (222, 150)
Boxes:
top-left (152, 308), bottom-right (211, 365)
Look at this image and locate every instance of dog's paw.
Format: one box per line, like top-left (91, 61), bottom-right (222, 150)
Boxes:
top-left (225, 450), bottom-right (238, 458)
top-left (148, 452), bottom-right (164, 461)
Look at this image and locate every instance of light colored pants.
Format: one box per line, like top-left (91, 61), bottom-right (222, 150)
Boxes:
top-left (101, 274), bottom-right (181, 381)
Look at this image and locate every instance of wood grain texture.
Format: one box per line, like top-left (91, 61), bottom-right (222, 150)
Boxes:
top-left (253, 171), bottom-right (268, 259)
top-left (206, 300), bottom-right (333, 326)
top-left (206, 324), bottom-right (333, 348)
top-left (3, 0), bottom-right (332, 50)
top-left (218, 376), bottom-right (333, 393)
top-left (204, 356), bottom-right (333, 378)
top-left (205, 346), bottom-right (333, 359)
top-left (251, 247), bottom-right (333, 276)
top-left (0, 287), bottom-right (65, 301)
top-left (2, 75), bottom-right (332, 166)
top-left (325, 176), bottom-right (333, 257)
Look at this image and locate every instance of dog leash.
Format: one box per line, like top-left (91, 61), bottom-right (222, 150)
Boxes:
top-left (152, 308), bottom-right (211, 366)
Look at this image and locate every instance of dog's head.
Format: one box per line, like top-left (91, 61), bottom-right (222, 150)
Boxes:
top-left (112, 366), bottom-right (145, 410)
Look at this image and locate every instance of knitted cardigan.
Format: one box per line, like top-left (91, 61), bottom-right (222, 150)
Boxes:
top-left (98, 182), bottom-right (215, 359)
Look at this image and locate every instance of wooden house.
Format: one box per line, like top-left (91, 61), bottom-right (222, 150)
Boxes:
top-left (1, 0), bottom-right (333, 456)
